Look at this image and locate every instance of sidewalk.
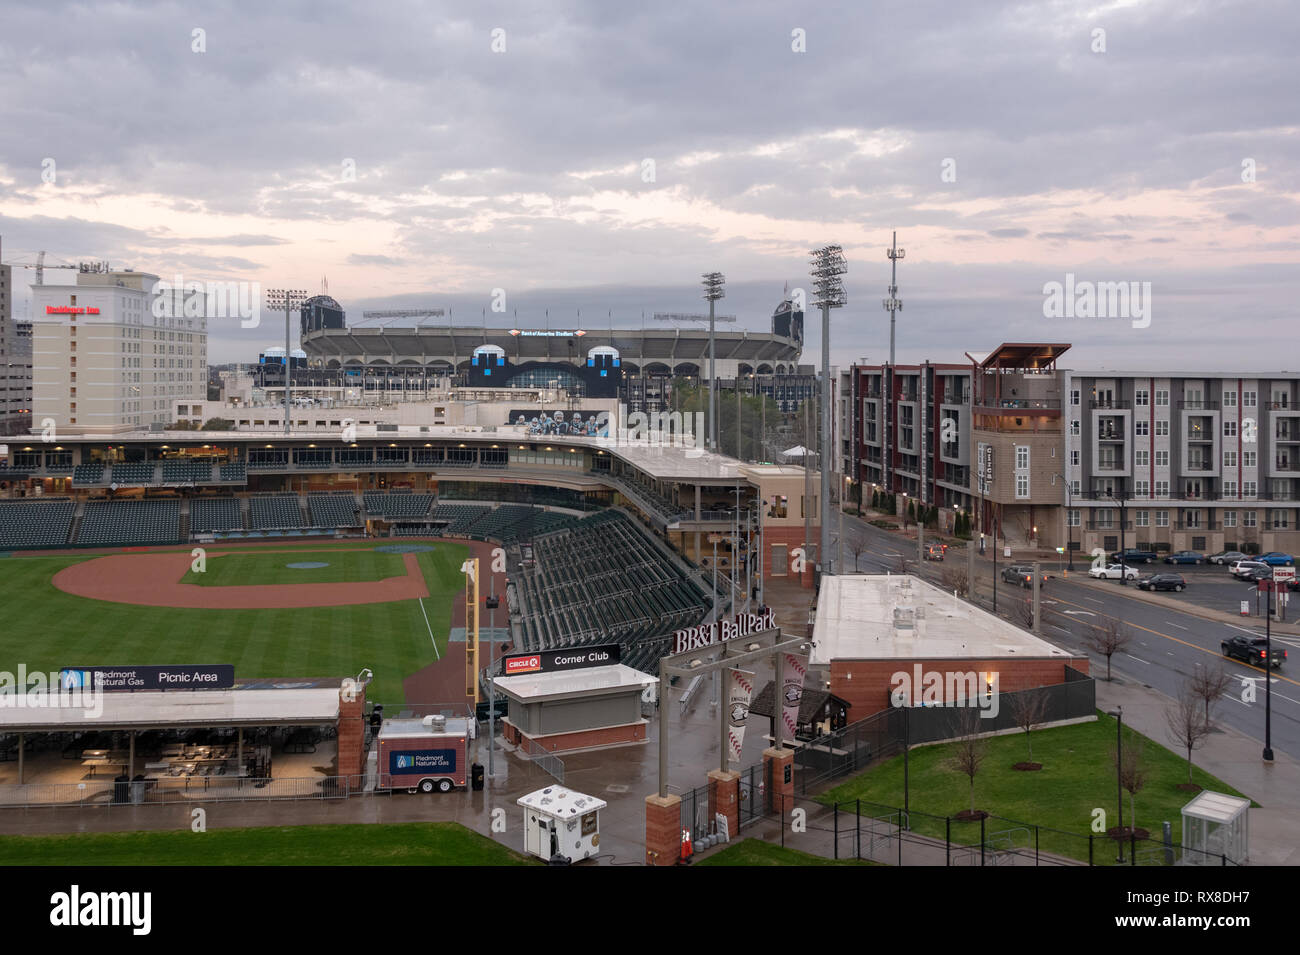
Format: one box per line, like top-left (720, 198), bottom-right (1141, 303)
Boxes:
top-left (1093, 677), bottom-right (1300, 865)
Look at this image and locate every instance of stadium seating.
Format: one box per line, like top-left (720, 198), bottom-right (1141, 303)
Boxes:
top-left (219, 462), bottom-right (247, 483)
top-left (190, 497), bottom-right (244, 534)
top-left (249, 494), bottom-right (305, 530)
top-left (77, 499), bottom-right (181, 546)
top-left (73, 463), bottom-right (105, 486)
top-left (307, 493), bottom-right (361, 527)
top-left (363, 492), bottom-right (434, 518)
top-left (109, 462), bottom-right (156, 486)
top-left (0, 499), bottom-right (75, 548)
top-left (161, 459), bottom-right (215, 483)
top-left (430, 504), bottom-right (489, 534)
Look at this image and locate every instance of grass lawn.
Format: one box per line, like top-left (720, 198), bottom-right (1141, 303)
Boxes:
top-left (697, 839), bottom-right (878, 866)
top-left (181, 549), bottom-right (410, 586)
top-left (0, 542), bottom-right (469, 702)
top-left (817, 713), bottom-right (1253, 865)
top-left (0, 822), bottom-right (535, 866)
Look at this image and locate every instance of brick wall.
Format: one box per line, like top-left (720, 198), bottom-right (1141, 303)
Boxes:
top-left (336, 684), bottom-right (367, 777)
top-left (520, 720), bottom-right (646, 754)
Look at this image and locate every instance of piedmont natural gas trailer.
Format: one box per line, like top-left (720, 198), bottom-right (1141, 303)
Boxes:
top-left (376, 715), bottom-right (473, 793)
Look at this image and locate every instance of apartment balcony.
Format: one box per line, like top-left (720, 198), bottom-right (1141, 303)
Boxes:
top-left (1268, 401), bottom-right (1296, 410)
top-left (1184, 462), bottom-right (1216, 472)
top-left (1178, 400), bottom-right (1220, 410)
top-left (1175, 521), bottom-right (1220, 531)
top-left (1087, 520), bottom-right (1133, 531)
top-left (1097, 432), bottom-right (1126, 443)
top-left (1089, 400), bottom-right (1131, 410)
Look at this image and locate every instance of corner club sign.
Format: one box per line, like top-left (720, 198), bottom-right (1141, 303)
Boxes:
top-left (501, 645), bottom-right (621, 675)
top-left (672, 608), bottom-right (777, 655)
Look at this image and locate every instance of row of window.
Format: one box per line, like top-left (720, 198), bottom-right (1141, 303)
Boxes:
top-left (1072, 389), bottom-right (1267, 407)
top-left (1069, 509), bottom-right (1291, 529)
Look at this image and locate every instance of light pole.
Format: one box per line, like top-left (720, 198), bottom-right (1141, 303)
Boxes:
top-left (1108, 485), bottom-right (1129, 585)
top-left (1109, 707), bottom-right (1125, 862)
top-left (1264, 576), bottom-right (1275, 762)
top-left (811, 244), bottom-right (848, 577)
top-left (1052, 472), bottom-right (1074, 572)
top-left (486, 579), bottom-right (500, 776)
top-left (702, 272), bottom-right (725, 453)
top-left (882, 234), bottom-right (905, 497)
top-left (265, 288), bottom-right (307, 434)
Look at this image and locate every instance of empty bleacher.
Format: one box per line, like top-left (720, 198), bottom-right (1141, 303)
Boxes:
top-left (510, 510), bottom-right (710, 663)
top-left (73, 463), bottom-right (105, 486)
top-left (0, 498), bottom-right (76, 549)
top-left (363, 491), bottom-right (434, 519)
top-left (249, 494), bottom-right (305, 530)
top-left (76, 499), bottom-right (181, 546)
top-left (190, 497), bottom-right (244, 534)
top-left (307, 493), bottom-right (361, 527)
top-left (109, 461), bottom-right (156, 485)
top-left (430, 503), bottom-right (489, 534)
top-left (161, 459), bottom-right (215, 483)
top-left (219, 462), bottom-right (247, 483)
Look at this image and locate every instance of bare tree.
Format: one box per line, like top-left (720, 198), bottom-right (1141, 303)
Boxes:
top-left (1188, 664), bottom-right (1233, 729)
top-left (1164, 683), bottom-right (1212, 786)
top-left (941, 561), bottom-right (970, 598)
top-left (1008, 688), bottom-right (1050, 765)
top-left (1083, 617), bottom-right (1131, 681)
top-left (946, 705), bottom-right (989, 815)
top-left (1113, 738), bottom-right (1147, 832)
top-left (1014, 596), bottom-right (1036, 630)
top-left (847, 530), bottom-right (867, 572)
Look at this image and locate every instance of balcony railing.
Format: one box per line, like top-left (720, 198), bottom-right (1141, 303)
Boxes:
top-left (1268, 401), bottom-right (1296, 410)
top-left (1178, 400), bottom-right (1220, 410)
top-left (1175, 521), bottom-right (1220, 531)
top-left (1089, 400), bottom-right (1131, 410)
top-left (1087, 521), bottom-right (1133, 530)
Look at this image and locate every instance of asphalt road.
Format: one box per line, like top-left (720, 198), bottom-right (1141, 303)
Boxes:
top-left (825, 512), bottom-right (1300, 760)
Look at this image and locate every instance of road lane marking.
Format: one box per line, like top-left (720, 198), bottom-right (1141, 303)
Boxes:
top-left (1124, 654), bottom-right (1151, 665)
top-left (1166, 621), bottom-right (1190, 631)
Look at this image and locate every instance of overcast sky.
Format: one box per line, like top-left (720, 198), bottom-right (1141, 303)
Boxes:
top-left (1, 0), bottom-right (1296, 368)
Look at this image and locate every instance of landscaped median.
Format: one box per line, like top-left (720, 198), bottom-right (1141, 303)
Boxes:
top-left (816, 712), bottom-right (1254, 866)
top-left (0, 822), bottom-right (535, 866)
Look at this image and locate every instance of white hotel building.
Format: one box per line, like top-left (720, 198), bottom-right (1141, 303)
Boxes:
top-left (31, 268), bottom-right (207, 435)
top-left (1063, 370), bottom-right (1300, 556)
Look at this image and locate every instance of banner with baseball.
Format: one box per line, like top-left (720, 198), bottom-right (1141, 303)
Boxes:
top-left (780, 654), bottom-right (808, 744)
top-left (727, 668), bottom-right (756, 764)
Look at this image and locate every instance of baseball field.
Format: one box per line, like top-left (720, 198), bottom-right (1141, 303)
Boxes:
top-left (0, 539), bottom-right (478, 702)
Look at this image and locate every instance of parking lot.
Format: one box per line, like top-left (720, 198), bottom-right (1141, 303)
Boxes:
top-left (1083, 560), bottom-right (1297, 622)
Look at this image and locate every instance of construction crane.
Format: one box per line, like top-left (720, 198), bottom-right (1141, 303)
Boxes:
top-left (4, 251), bottom-right (107, 285)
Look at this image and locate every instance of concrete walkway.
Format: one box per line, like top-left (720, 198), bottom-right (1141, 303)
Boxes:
top-left (1093, 677), bottom-right (1300, 865)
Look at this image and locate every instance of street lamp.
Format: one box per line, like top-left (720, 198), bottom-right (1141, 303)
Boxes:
top-left (1107, 486), bottom-right (1129, 585)
top-left (1108, 706), bottom-right (1125, 862)
top-left (265, 288), bottom-right (308, 434)
top-left (811, 243), bottom-right (847, 577)
top-left (1052, 472), bottom-right (1074, 571)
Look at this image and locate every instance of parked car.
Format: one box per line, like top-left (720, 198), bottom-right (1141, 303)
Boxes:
top-left (925, 544), bottom-right (944, 561)
top-left (1257, 552), bottom-right (1296, 567)
top-left (1164, 551), bottom-right (1204, 565)
top-left (1001, 564), bottom-right (1047, 587)
top-left (1230, 560), bottom-right (1268, 579)
top-left (1090, 563), bottom-right (1140, 580)
top-left (1221, 635), bottom-right (1287, 669)
top-left (1208, 550), bottom-right (1248, 565)
top-left (1109, 548), bottom-right (1158, 564)
top-left (1243, 566), bottom-right (1275, 583)
top-left (1137, 573), bottom-right (1188, 592)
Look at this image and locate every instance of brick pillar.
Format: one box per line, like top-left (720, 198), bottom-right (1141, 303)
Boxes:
top-left (763, 747), bottom-right (794, 815)
top-left (645, 794), bottom-right (682, 867)
top-left (337, 683), bottom-right (367, 778)
top-left (706, 769), bottom-right (741, 837)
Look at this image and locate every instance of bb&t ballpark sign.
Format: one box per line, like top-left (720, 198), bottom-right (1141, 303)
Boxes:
top-left (672, 608), bottom-right (777, 655)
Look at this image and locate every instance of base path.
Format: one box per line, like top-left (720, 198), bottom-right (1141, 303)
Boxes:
top-left (52, 552), bottom-right (430, 609)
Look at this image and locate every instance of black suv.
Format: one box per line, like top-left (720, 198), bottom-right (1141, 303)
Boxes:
top-left (1137, 573), bottom-right (1187, 592)
top-left (1221, 635), bottom-right (1287, 669)
top-left (1110, 548), bottom-right (1158, 564)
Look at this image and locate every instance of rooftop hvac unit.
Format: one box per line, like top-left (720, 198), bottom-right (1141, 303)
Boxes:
top-left (423, 714), bottom-right (447, 732)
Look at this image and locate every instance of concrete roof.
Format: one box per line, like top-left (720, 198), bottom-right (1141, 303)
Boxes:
top-left (517, 786), bottom-right (607, 817)
top-left (809, 574), bottom-right (1074, 665)
top-left (493, 664), bottom-right (655, 703)
top-left (0, 686), bottom-right (341, 732)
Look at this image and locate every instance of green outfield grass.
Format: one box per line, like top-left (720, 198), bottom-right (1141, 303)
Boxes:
top-left (0, 822), bottom-right (535, 866)
top-left (0, 543), bottom-right (469, 702)
top-left (816, 714), bottom-right (1253, 865)
top-left (696, 839), bottom-right (878, 866)
top-left (181, 549), bottom-right (410, 586)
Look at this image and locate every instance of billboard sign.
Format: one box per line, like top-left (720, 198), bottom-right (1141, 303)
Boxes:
top-left (672, 607), bottom-right (777, 656)
top-left (508, 409), bottom-right (609, 437)
top-left (500, 645), bottom-right (621, 676)
top-left (389, 749), bottom-right (458, 775)
top-left (59, 665), bottom-right (235, 692)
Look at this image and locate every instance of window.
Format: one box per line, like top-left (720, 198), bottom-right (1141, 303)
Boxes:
top-left (1135, 420), bottom-right (1149, 437)
top-left (1071, 480), bottom-right (1081, 495)
top-left (1067, 509), bottom-right (1080, 527)
top-left (1095, 509), bottom-right (1114, 529)
top-left (1243, 390), bottom-right (1257, 407)
top-left (1156, 421), bottom-right (1169, 436)
top-left (1223, 390), bottom-right (1237, 408)
top-left (1135, 510), bottom-right (1150, 527)
top-left (1156, 480), bottom-right (1170, 497)
top-left (1184, 511), bottom-right (1201, 529)
top-left (1155, 390), bottom-right (1169, 406)
top-left (1070, 420), bottom-right (1080, 436)
top-left (1243, 451), bottom-right (1257, 468)
top-left (1135, 449), bottom-right (1149, 467)
top-left (1223, 450), bottom-right (1237, 468)
top-left (1070, 389), bottom-right (1080, 405)
top-left (1243, 511), bottom-right (1257, 527)
top-left (1270, 509), bottom-right (1289, 530)
top-left (1224, 420), bottom-right (1237, 438)
top-left (1243, 481), bottom-right (1257, 497)
top-left (1070, 449), bottom-right (1080, 467)
top-left (1223, 511), bottom-right (1237, 528)
top-left (1015, 446), bottom-right (1029, 470)
top-left (1223, 480), bottom-right (1237, 497)
top-left (1155, 450), bottom-right (1169, 467)
top-left (1134, 480), bottom-right (1150, 497)
top-left (1135, 389), bottom-right (1149, 406)
top-left (1015, 474), bottom-right (1029, 499)
top-left (1156, 511), bottom-right (1169, 527)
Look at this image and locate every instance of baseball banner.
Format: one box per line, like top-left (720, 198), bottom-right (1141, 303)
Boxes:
top-left (780, 654), bottom-right (808, 744)
top-left (727, 668), bottom-right (756, 764)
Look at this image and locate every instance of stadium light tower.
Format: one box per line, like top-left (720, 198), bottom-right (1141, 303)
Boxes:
top-left (882, 234), bottom-right (905, 494)
top-left (266, 288), bottom-right (308, 434)
top-left (701, 272), bottom-right (726, 453)
top-left (810, 245), bottom-right (847, 577)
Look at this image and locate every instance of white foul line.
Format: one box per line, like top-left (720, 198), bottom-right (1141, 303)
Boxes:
top-left (419, 596), bottom-right (440, 660)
